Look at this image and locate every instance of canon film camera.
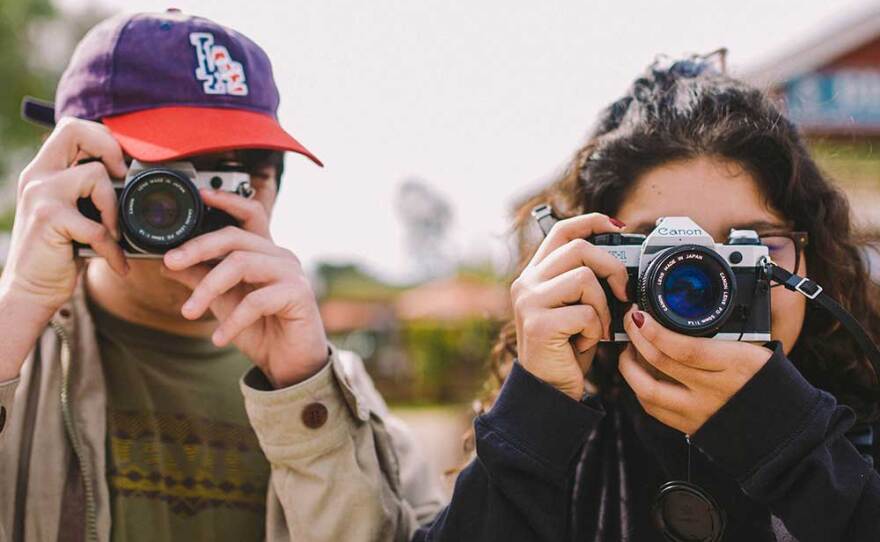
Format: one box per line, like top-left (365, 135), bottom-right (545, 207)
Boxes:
top-left (533, 207), bottom-right (773, 342)
top-left (76, 160), bottom-right (254, 258)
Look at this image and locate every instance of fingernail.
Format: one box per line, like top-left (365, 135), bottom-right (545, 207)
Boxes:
top-left (167, 251), bottom-right (184, 262)
top-left (610, 217), bottom-right (626, 228)
top-left (212, 330), bottom-right (224, 345)
top-left (631, 311), bottom-right (645, 328)
top-left (182, 300), bottom-right (195, 313)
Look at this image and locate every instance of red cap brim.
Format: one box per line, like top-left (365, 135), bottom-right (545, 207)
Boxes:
top-left (103, 106), bottom-right (322, 166)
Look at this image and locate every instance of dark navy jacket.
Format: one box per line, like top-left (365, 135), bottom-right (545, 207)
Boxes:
top-left (412, 344), bottom-right (880, 541)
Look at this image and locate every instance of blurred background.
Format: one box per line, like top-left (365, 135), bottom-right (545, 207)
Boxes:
top-left (3, 0), bottom-right (880, 494)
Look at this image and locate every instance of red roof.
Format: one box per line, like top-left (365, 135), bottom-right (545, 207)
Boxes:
top-left (320, 299), bottom-right (393, 333)
top-left (395, 277), bottom-right (510, 322)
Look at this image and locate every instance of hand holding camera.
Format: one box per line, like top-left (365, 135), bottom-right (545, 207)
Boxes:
top-left (0, 116), bottom-right (328, 387)
top-left (618, 305), bottom-right (772, 435)
top-left (520, 206), bottom-right (776, 431)
top-left (1, 118), bottom-right (128, 316)
top-left (510, 213), bottom-right (630, 400)
top-left (159, 188), bottom-right (329, 388)
top-left (0, 118), bottom-right (128, 380)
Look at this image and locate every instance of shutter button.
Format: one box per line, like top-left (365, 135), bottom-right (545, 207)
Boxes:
top-left (302, 403), bottom-right (328, 429)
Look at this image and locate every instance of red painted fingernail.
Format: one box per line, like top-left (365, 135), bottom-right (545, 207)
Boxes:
top-left (610, 217), bottom-right (626, 228)
top-left (631, 311), bottom-right (645, 328)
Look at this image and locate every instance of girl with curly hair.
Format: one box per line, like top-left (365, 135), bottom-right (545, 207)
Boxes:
top-left (411, 53), bottom-right (880, 541)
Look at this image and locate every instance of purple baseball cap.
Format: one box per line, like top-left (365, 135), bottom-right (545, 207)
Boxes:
top-left (26, 9), bottom-right (322, 166)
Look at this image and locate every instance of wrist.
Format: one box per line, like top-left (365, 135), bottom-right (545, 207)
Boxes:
top-left (558, 381), bottom-right (586, 402)
top-left (0, 282), bottom-right (58, 326)
top-left (268, 345), bottom-right (331, 389)
top-left (0, 285), bottom-right (56, 381)
top-left (519, 360), bottom-right (585, 402)
top-left (0, 275), bottom-right (66, 318)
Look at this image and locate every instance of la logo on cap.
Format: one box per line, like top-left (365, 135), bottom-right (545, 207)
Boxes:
top-left (189, 32), bottom-right (249, 96)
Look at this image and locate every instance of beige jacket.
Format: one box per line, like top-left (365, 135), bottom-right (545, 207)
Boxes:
top-left (0, 283), bottom-right (445, 542)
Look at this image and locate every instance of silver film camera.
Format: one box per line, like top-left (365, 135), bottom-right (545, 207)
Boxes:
top-left (76, 160), bottom-right (254, 258)
top-left (532, 208), bottom-right (773, 342)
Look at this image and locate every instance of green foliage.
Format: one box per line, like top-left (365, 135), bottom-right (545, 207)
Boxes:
top-left (315, 262), bottom-right (404, 301)
top-left (809, 140), bottom-right (880, 188)
top-left (400, 318), bottom-right (499, 404)
top-left (0, 2), bottom-right (106, 232)
top-left (455, 260), bottom-right (506, 284)
top-left (0, 205), bottom-right (14, 231)
top-left (0, 0), bottom-right (57, 178)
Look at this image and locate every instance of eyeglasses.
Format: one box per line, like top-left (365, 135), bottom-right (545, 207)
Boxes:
top-left (759, 231), bottom-right (809, 284)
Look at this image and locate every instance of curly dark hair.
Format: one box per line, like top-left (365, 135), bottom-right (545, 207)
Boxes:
top-left (479, 56), bottom-right (880, 427)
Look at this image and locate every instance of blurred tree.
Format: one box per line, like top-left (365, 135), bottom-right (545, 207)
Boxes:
top-left (314, 261), bottom-right (402, 301)
top-left (0, 0), bottom-right (55, 176)
top-left (0, 0), bottom-right (104, 231)
top-left (455, 260), bottom-right (504, 284)
top-left (399, 318), bottom-right (498, 404)
top-left (395, 178), bottom-right (454, 280)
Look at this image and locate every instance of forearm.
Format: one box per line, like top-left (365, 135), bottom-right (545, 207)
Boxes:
top-left (413, 362), bottom-right (605, 542)
top-left (0, 287), bottom-right (53, 382)
top-left (241, 348), bottom-right (424, 542)
top-left (692, 346), bottom-right (880, 541)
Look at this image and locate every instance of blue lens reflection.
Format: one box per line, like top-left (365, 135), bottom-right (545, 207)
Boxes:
top-left (661, 263), bottom-right (718, 319)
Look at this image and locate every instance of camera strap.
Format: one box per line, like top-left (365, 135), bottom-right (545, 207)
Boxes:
top-left (531, 204), bottom-right (558, 236)
top-left (768, 263), bottom-right (880, 379)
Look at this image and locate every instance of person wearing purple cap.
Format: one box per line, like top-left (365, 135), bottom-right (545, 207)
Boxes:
top-left (0, 10), bottom-right (444, 542)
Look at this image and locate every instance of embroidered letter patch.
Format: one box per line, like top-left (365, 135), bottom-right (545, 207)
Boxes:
top-left (189, 32), bottom-right (249, 96)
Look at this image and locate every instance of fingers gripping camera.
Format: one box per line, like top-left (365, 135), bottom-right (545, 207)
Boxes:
top-left (76, 160), bottom-right (254, 257)
top-left (590, 216), bottom-right (771, 342)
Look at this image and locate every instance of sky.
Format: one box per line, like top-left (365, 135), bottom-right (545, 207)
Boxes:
top-left (52, 0), bottom-right (878, 281)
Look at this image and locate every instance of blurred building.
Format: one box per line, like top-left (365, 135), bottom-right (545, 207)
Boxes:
top-left (745, 5), bottom-right (880, 227)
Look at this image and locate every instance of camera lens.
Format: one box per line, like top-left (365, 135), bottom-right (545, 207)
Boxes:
top-left (119, 168), bottom-right (203, 254)
top-left (639, 245), bottom-right (736, 336)
top-left (662, 264), bottom-right (717, 318)
top-left (141, 190), bottom-right (181, 230)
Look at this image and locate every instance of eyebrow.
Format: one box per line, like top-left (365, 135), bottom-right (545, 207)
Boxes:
top-left (729, 220), bottom-right (790, 232)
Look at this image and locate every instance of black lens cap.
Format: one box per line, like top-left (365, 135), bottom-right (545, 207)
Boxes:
top-left (652, 481), bottom-right (725, 542)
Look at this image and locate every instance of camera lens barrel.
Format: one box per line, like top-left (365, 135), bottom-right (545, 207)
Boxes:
top-left (638, 245), bottom-right (737, 337)
top-left (119, 168), bottom-right (203, 254)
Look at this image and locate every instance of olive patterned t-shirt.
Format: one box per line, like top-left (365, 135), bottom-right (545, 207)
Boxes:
top-left (91, 301), bottom-right (270, 542)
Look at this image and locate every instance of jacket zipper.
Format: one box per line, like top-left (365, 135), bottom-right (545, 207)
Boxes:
top-left (51, 321), bottom-right (98, 542)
